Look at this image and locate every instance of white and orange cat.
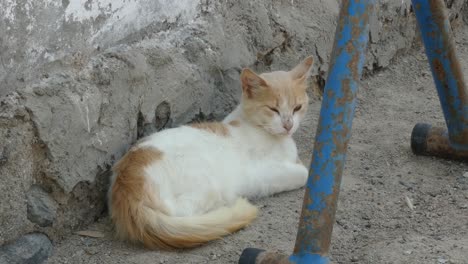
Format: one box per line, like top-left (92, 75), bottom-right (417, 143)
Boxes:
top-left (108, 56), bottom-right (314, 249)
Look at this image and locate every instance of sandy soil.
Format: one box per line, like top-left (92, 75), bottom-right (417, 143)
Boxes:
top-left (46, 27), bottom-right (468, 264)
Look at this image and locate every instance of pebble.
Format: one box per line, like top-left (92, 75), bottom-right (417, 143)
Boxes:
top-left (399, 180), bottom-right (414, 191)
top-left (0, 147), bottom-right (8, 166)
top-left (26, 185), bottom-right (58, 227)
top-left (0, 233), bottom-right (53, 264)
top-left (438, 257), bottom-right (448, 264)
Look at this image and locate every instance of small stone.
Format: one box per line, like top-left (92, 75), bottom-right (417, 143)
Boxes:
top-left (438, 257), bottom-right (448, 264)
top-left (0, 233), bottom-right (53, 264)
top-left (26, 185), bottom-right (58, 227)
top-left (154, 101), bottom-right (171, 131)
top-left (350, 255), bottom-right (360, 262)
top-left (404, 250), bottom-right (412, 255)
top-left (14, 108), bottom-right (27, 118)
top-left (84, 247), bottom-right (99, 255)
top-left (33, 86), bottom-right (46, 96)
top-left (399, 180), bottom-right (414, 191)
top-left (0, 147), bottom-right (8, 166)
top-left (463, 172), bottom-right (468, 178)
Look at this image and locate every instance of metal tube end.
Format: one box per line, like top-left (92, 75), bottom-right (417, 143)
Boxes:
top-left (411, 123), bottom-right (468, 161)
top-left (239, 249), bottom-right (292, 264)
top-left (239, 248), bottom-right (265, 264)
top-left (411, 123), bottom-right (432, 155)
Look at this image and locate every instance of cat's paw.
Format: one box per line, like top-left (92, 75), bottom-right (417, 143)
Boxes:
top-left (299, 166), bottom-right (308, 185)
top-left (290, 162), bottom-right (308, 186)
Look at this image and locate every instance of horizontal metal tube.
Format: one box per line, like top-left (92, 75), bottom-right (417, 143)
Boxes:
top-left (411, 123), bottom-right (468, 161)
top-left (239, 249), bottom-right (292, 264)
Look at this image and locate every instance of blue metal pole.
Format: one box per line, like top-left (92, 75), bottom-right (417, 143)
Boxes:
top-left (291, 1), bottom-right (374, 263)
top-left (238, 1), bottom-right (375, 263)
top-left (410, 0), bottom-right (468, 160)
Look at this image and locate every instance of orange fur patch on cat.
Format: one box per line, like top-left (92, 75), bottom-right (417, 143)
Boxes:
top-left (228, 120), bottom-right (241, 127)
top-left (110, 147), bottom-right (168, 245)
top-left (190, 122), bottom-right (230, 136)
top-left (110, 146), bottom-right (257, 249)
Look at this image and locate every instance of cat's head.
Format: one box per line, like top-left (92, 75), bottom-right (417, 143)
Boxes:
top-left (240, 56), bottom-right (313, 136)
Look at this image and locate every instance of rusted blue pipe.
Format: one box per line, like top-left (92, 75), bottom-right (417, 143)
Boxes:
top-left (291, 0), bottom-right (374, 262)
top-left (238, 1), bottom-right (375, 263)
top-left (410, 0), bottom-right (468, 160)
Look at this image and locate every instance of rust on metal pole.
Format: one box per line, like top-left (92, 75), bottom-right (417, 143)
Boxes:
top-left (412, 0), bottom-right (468, 147)
top-left (291, 0), bottom-right (375, 263)
top-left (412, 123), bottom-right (468, 161)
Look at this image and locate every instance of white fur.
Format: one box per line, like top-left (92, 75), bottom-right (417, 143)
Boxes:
top-left (120, 106), bottom-right (309, 217)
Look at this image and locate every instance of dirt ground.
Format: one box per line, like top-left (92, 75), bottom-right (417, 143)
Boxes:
top-left (46, 26), bottom-right (468, 264)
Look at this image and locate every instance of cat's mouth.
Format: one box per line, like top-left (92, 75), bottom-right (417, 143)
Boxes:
top-left (276, 130), bottom-right (293, 137)
top-left (260, 124), bottom-right (293, 137)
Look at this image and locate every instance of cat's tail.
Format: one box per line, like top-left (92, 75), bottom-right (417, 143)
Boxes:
top-left (147, 198), bottom-right (257, 249)
top-left (110, 178), bottom-right (257, 249)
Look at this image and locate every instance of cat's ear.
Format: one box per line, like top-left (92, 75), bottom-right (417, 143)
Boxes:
top-left (241, 68), bottom-right (268, 98)
top-left (290, 56), bottom-right (314, 82)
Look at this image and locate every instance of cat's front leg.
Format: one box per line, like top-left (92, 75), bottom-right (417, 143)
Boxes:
top-left (245, 161), bottom-right (308, 198)
top-left (275, 162), bottom-right (309, 192)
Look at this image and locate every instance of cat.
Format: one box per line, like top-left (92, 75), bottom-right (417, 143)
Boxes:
top-left (108, 56), bottom-right (314, 249)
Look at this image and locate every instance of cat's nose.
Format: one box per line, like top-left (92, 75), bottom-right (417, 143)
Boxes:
top-left (283, 120), bottom-right (293, 131)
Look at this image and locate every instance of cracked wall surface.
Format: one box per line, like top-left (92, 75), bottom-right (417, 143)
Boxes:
top-left (0, 0), bottom-right (467, 245)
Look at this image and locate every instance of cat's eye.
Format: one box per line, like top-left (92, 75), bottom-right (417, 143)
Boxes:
top-left (268, 107), bottom-right (280, 114)
top-left (293, 105), bottom-right (302, 113)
